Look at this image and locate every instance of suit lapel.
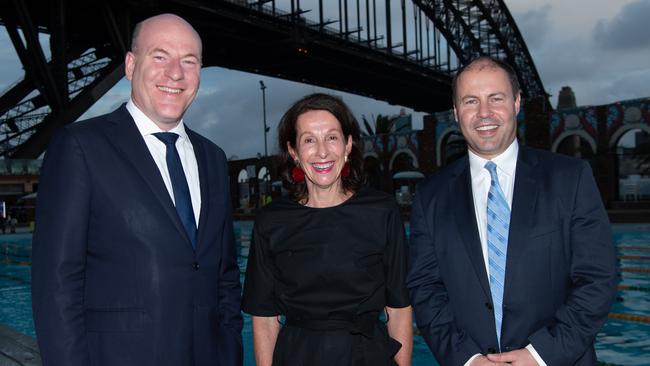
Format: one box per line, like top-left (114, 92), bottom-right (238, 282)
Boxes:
top-left (504, 147), bottom-right (540, 297)
top-left (452, 158), bottom-right (492, 299)
top-left (105, 105), bottom-right (191, 248)
top-left (187, 129), bottom-right (209, 252)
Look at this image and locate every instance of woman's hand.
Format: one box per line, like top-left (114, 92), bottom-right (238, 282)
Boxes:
top-left (386, 306), bottom-right (413, 366)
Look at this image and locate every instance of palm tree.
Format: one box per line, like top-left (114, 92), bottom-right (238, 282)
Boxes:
top-left (361, 114), bottom-right (409, 136)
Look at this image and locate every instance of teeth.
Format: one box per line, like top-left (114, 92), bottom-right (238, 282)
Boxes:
top-left (312, 162), bottom-right (334, 170)
top-left (158, 86), bottom-right (182, 94)
top-left (476, 125), bottom-right (498, 131)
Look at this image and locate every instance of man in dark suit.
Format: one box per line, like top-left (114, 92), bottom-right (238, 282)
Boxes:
top-left (31, 14), bottom-right (243, 366)
top-left (407, 56), bottom-right (617, 365)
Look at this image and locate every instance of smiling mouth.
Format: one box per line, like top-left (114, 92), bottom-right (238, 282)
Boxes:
top-left (476, 125), bottom-right (498, 131)
top-left (311, 162), bottom-right (335, 172)
top-left (157, 86), bottom-right (182, 94)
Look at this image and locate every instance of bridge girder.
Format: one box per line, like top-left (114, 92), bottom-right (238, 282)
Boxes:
top-left (413, 0), bottom-right (547, 100)
top-left (0, 0), bottom-right (547, 158)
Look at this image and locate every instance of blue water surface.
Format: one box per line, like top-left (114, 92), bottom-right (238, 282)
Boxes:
top-left (1, 224), bottom-right (649, 365)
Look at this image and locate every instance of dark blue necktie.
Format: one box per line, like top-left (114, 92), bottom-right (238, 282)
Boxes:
top-left (154, 132), bottom-right (197, 249)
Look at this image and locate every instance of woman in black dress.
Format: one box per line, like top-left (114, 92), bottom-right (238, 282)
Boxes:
top-left (242, 93), bottom-right (412, 366)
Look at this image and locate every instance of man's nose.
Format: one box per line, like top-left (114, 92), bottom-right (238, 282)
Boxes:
top-left (165, 59), bottom-right (184, 81)
top-left (477, 101), bottom-right (492, 118)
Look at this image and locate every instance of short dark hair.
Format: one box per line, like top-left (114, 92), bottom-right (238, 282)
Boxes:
top-left (277, 93), bottom-right (364, 202)
top-left (451, 56), bottom-right (521, 105)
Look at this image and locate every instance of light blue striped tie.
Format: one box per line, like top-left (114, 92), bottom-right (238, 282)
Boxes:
top-left (485, 161), bottom-right (510, 349)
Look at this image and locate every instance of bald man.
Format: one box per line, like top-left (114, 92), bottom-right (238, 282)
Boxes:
top-left (32, 14), bottom-right (243, 366)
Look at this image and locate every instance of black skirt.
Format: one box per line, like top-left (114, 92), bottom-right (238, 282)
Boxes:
top-left (272, 315), bottom-right (402, 366)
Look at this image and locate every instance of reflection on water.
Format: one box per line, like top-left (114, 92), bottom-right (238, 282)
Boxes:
top-left (1, 224), bottom-right (649, 365)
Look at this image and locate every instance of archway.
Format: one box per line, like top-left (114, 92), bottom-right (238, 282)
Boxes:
top-left (237, 169), bottom-right (249, 208)
top-left (258, 166), bottom-right (272, 206)
top-left (390, 151), bottom-right (417, 173)
top-left (553, 133), bottom-right (596, 160)
top-left (440, 130), bottom-right (466, 166)
top-left (615, 128), bottom-right (650, 201)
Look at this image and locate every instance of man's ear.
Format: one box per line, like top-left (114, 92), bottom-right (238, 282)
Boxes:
top-left (514, 91), bottom-right (521, 115)
top-left (125, 52), bottom-right (136, 81)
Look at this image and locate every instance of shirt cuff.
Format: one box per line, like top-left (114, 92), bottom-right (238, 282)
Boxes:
top-left (464, 353), bottom-right (481, 366)
top-left (526, 344), bottom-right (547, 366)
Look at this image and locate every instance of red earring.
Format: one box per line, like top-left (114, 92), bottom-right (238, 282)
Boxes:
top-left (341, 162), bottom-right (350, 177)
top-left (291, 160), bottom-right (305, 182)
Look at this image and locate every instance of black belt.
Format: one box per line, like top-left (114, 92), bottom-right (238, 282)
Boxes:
top-left (284, 313), bottom-right (400, 366)
top-left (285, 313), bottom-right (379, 339)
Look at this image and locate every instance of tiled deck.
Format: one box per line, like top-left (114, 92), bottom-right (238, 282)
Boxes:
top-left (0, 325), bottom-right (40, 366)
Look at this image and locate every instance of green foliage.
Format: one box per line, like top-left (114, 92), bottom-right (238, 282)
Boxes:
top-left (360, 114), bottom-right (409, 136)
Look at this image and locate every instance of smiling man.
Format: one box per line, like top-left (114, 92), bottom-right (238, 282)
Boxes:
top-left (31, 14), bottom-right (243, 366)
top-left (407, 56), bottom-right (617, 365)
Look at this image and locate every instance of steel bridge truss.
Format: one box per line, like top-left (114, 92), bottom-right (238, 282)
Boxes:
top-left (0, 0), bottom-right (125, 158)
top-left (0, 0), bottom-right (546, 158)
top-left (413, 0), bottom-right (546, 98)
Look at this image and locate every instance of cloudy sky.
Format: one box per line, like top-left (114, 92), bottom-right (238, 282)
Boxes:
top-left (1, 0), bottom-right (649, 159)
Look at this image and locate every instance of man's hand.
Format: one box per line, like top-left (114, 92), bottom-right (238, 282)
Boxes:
top-left (487, 348), bottom-right (538, 365)
top-left (469, 355), bottom-right (510, 366)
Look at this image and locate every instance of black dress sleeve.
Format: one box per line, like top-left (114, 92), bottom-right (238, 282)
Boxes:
top-left (384, 201), bottom-right (411, 308)
top-left (241, 216), bottom-right (279, 316)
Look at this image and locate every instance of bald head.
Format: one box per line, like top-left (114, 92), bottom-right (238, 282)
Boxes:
top-left (131, 14), bottom-right (202, 57)
top-left (125, 13), bottom-right (202, 129)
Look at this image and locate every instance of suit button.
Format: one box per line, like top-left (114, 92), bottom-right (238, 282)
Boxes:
top-left (485, 302), bottom-right (493, 310)
top-left (192, 262), bottom-right (200, 271)
top-left (487, 347), bottom-right (497, 354)
top-left (504, 346), bottom-right (511, 351)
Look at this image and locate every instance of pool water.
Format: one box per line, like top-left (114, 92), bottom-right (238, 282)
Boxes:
top-left (1, 224), bottom-right (649, 365)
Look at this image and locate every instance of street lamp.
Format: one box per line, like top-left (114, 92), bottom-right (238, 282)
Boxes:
top-left (259, 80), bottom-right (269, 158)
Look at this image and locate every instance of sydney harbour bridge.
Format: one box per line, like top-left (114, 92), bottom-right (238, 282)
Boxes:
top-left (0, 0), bottom-right (546, 159)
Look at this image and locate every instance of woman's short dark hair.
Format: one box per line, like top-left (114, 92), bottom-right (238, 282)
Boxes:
top-left (277, 93), bottom-right (364, 202)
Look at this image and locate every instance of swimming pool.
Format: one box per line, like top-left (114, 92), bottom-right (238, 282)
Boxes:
top-left (1, 224), bottom-right (649, 365)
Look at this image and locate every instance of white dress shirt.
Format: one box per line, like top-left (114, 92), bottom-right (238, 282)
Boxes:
top-left (465, 140), bottom-right (546, 366)
top-left (126, 99), bottom-right (201, 226)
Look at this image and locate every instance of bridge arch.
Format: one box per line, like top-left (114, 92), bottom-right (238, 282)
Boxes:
top-left (0, 0), bottom-right (546, 158)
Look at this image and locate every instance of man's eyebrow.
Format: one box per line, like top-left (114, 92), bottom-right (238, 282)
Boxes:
top-left (460, 94), bottom-right (478, 101)
top-left (148, 48), bottom-right (200, 60)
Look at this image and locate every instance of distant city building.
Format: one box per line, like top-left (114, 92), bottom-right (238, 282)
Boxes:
top-left (0, 159), bottom-right (41, 223)
top-left (557, 86), bottom-right (577, 110)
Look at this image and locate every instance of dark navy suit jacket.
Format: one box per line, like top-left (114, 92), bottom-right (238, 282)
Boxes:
top-left (32, 105), bottom-right (243, 366)
top-left (407, 146), bottom-right (617, 365)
